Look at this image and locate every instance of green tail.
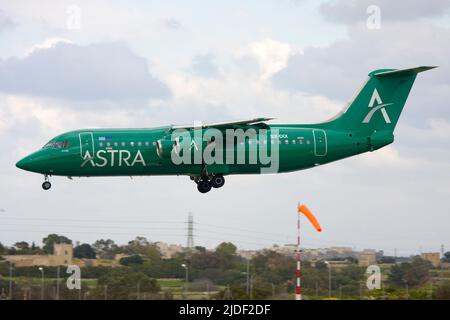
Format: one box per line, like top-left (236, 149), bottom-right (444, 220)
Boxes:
top-left (325, 66), bottom-right (436, 134)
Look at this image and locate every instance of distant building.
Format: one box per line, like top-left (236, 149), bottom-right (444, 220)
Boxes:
top-left (155, 242), bottom-right (184, 259)
top-left (358, 250), bottom-right (377, 267)
top-left (420, 252), bottom-right (441, 268)
top-left (270, 244), bottom-right (297, 257)
top-left (237, 250), bottom-right (258, 260)
top-left (3, 244), bottom-right (73, 267)
top-left (326, 260), bottom-right (353, 270)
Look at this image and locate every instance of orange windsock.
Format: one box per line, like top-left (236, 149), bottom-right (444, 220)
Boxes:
top-left (298, 204), bottom-right (322, 232)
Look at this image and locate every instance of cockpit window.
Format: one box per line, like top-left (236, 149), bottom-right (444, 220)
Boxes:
top-left (42, 139), bottom-right (70, 149)
top-left (54, 141), bottom-right (63, 148)
top-left (43, 142), bottom-right (54, 149)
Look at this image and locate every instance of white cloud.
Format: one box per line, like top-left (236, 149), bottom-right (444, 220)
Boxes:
top-left (272, 21), bottom-right (450, 123)
top-left (321, 0), bottom-right (450, 24)
top-left (0, 42), bottom-right (171, 101)
top-left (359, 146), bottom-right (417, 168)
top-left (24, 37), bottom-right (73, 56)
top-left (236, 38), bottom-right (295, 80)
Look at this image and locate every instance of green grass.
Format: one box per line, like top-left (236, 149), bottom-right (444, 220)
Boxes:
top-left (157, 279), bottom-right (184, 288)
top-left (3, 276), bottom-right (97, 287)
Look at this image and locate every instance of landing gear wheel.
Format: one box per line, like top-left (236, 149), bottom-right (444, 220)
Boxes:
top-left (42, 181), bottom-right (51, 190)
top-left (197, 180), bottom-right (212, 193)
top-left (211, 175), bottom-right (225, 188)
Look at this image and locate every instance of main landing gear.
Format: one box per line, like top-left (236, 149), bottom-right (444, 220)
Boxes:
top-left (42, 175), bottom-right (51, 190)
top-left (195, 174), bottom-right (225, 193)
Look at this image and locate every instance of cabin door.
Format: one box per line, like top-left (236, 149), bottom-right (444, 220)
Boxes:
top-left (313, 129), bottom-right (327, 156)
top-left (79, 132), bottom-right (95, 160)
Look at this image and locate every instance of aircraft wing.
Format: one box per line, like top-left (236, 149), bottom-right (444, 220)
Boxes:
top-left (172, 117), bottom-right (274, 130)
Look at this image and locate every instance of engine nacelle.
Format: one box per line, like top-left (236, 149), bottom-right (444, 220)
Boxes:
top-left (156, 138), bottom-right (179, 159)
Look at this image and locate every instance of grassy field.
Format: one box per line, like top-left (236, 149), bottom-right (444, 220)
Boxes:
top-left (3, 276), bottom-right (221, 299)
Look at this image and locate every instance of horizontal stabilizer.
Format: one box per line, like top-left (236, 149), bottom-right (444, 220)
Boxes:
top-left (372, 66), bottom-right (437, 78)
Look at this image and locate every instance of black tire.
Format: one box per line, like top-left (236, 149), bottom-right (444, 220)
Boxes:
top-left (197, 180), bottom-right (212, 193)
top-left (42, 181), bottom-right (51, 190)
top-left (211, 175), bottom-right (225, 188)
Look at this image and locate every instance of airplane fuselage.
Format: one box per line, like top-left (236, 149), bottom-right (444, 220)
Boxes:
top-left (16, 124), bottom-right (391, 178)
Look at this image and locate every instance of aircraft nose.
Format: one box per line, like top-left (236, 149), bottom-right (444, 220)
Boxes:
top-left (16, 156), bottom-right (33, 171)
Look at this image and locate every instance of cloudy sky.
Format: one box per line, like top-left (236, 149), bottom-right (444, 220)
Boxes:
top-left (0, 0), bottom-right (449, 256)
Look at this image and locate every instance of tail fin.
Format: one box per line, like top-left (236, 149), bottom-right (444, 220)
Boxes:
top-left (325, 66), bottom-right (436, 134)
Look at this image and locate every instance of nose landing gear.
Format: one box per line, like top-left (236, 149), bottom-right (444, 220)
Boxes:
top-left (42, 175), bottom-right (51, 190)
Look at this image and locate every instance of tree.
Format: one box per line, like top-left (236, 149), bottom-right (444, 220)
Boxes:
top-left (442, 252), bottom-right (450, 263)
top-left (315, 260), bottom-right (328, 269)
top-left (74, 243), bottom-right (96, 259)
top-left (379, 256), bottom-right (396, 264)
top-left (194, 246), bottom-right (206, 253)
top-left (120, 254), bottom-right (144, 266)
top-left (388, 264), bottom-right (405, 286)
top-left (125, 237), bottom-right (161, 260)
top-left (191, 251), bottom-right (224, 270)
top-left (388, 257), bottom-right (432, 288)
top-left (403, 257), bottom-right (432, 287)
top-left (42, 234), bottom-right (72, 253)
top-left (435, 283), bottom-right (450, 299)
top-left (215, 242), bottom-right (237, 257)
top-left (214, 242), bottom-right (239, 270)
top-left (14, 241), bottom-right (30, 250)
top-left (93, 239), bottom-right (119, 259)
top-left (252, 250), bottom-right (295, 285)
top-left (0, 242), bottom-right (5, 254)
top-left (96, 268), bottom-right (160, 299)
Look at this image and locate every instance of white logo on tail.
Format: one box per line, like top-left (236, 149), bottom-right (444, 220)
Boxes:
top-left (363, 88), bottom-right (393, 123)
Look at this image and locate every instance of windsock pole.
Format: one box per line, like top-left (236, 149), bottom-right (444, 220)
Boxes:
top-left (296, 207), bottom-right (302, 300)
top-left (296, 203), bottom-right (322, 301)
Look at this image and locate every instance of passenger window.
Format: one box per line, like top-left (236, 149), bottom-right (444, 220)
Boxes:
top-left (99, 142), bottom-right (103, 147)
top-left (114, 142), bottom-right (118, 147)
top-left (121, 142), bottom-right (126, 147)
top-left (130, 141), bottom-right (135, 147)
top-left (138, 141), bottom-right (142, 146)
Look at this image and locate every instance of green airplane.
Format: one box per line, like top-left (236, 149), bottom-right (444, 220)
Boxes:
top-left (16, 66), bottom-right (435, 193)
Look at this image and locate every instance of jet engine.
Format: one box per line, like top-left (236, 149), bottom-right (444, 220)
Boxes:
top-left (156, 138), bottom-right (179, 159)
